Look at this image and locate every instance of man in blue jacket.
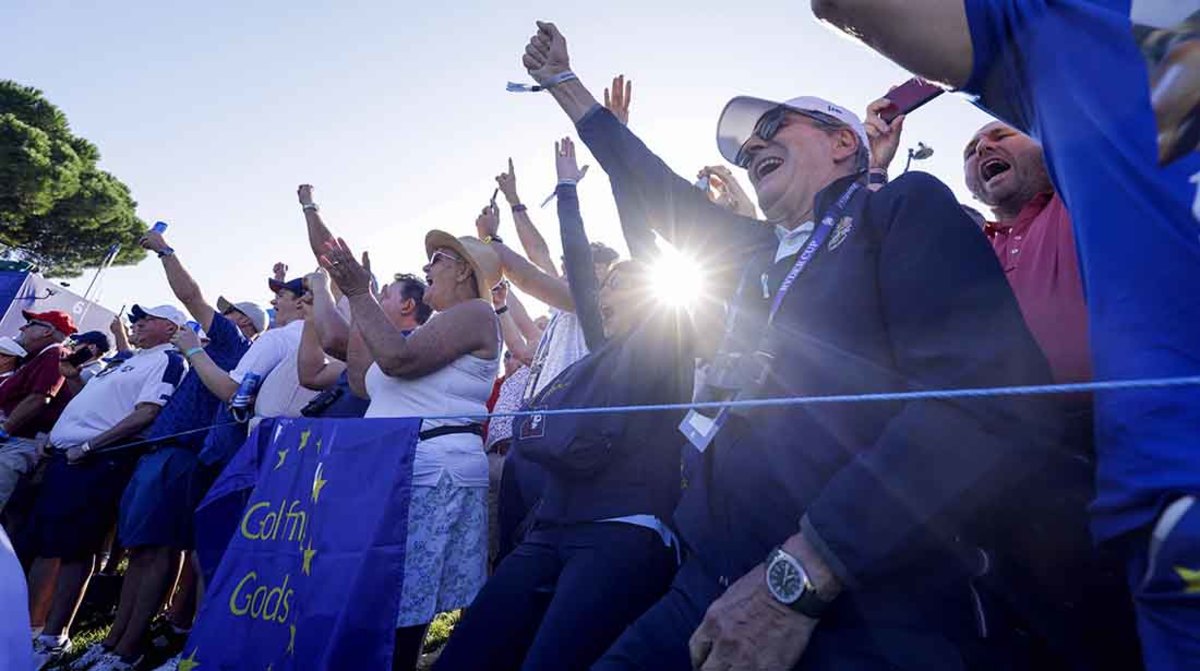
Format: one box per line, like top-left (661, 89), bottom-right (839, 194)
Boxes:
top-left (521, 21), bottom-right (1073, 670)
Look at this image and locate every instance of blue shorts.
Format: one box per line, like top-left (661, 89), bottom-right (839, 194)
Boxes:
top-left (118, 445), bottom-right (210, 550)
top-left (29, 452), bottom-right (138, 561)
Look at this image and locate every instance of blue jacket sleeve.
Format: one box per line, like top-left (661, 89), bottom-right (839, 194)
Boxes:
top-left (801, 172), bottom-right (1063, 588)
top-left (576, 106), bottom-right (774, 301)
top-left (557, 183), bottom-right (606, 352)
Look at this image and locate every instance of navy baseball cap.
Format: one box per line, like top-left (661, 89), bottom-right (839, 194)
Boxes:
top-left (268, 278), bottom-right (308, 296)
top-left (71, 330), bottom-right (111, 353)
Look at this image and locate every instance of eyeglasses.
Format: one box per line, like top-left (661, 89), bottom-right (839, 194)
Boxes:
top-left (428, 250), bottom-right (463, 266)
top-left (22, 321), bottom-right (52, 331)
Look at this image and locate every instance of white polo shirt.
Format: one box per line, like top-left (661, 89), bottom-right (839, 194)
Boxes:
top-left (226, 319), bottom-right (316, 424)
top-left (50, 343), bottom-right (185, 448)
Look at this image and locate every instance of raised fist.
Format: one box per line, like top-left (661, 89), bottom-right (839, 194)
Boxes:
top-left (523, 21), bottom-right (571, 86)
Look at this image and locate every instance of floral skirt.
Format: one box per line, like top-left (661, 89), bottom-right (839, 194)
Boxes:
top-left (396, 473), bottom-right (488, 627)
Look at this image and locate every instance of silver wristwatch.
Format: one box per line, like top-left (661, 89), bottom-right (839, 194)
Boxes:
top-left (765, 546), bottom-right (830, 618)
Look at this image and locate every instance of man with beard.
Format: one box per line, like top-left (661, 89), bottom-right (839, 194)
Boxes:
top-left (809, 0), bottom-right (1200, 666)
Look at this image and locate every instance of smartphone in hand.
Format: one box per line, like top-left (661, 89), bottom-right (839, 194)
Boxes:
top-left (880, 78), bottom-right (944, 123)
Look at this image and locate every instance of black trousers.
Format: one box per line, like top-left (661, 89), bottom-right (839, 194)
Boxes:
top-left (434, 522), bottom-right (676, 671)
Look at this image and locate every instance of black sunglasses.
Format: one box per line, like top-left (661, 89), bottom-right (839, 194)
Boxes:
top-left (735, 107), bottom-right (791, 169)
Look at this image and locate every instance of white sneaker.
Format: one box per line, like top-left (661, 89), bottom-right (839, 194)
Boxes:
top-left (32, 636), bottom-right (72, 670)
top-left (66, 643), bottom-right (112, 670)
top-left (90, 653), bottom-right (141, 671)
top-left (150, 654), bottom-right (181, 671)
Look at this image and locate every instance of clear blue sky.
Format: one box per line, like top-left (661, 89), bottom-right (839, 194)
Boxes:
top-left (2, 0), bottom-right (994, 317)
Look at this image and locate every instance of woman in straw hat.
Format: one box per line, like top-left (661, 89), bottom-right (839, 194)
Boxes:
top-left (320, 232), bottom-right (501, 671)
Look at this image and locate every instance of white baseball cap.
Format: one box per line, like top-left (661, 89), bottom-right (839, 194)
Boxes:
top-left (217, 296), bottom-right (268, 334)
top-left (0, 337), bottom-right (27, 358)
top-left (130, 304), bottom-right (189, 327)
top-left (716, 95), bottom-right (871, 167)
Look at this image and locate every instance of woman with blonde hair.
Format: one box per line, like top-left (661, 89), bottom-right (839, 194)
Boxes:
top-left (320, 230), bottom-right (501, 671)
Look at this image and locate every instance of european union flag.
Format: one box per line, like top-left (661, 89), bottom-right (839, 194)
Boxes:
top-left (185, 417), bottom-right (418, 670)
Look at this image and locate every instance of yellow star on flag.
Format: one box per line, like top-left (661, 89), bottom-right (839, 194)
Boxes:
top-left (274, 448), bottom-right (289, 470)
top-left (299, 429), bottom-right (311, 451)
top-left (178, 648), bottom-right (200, 671)
top-left (287, 624), bottom-right (297, 655)
top-left (302, 539), bottom-right (317, 576)
top-left (1175, 566), bottom-right (1200, 594)
top-left (311, 462), bottom-right (328, 504)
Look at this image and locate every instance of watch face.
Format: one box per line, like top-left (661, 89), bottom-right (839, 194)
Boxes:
top-left (768, 555), bottom-right (803, 603)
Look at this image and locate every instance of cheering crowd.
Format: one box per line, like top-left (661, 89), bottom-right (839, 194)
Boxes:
top-left (2, 4), bottom-right (1199, 670)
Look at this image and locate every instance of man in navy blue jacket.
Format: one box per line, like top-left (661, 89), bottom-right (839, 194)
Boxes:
top-left (521, 22), bottom-right (1071, 670)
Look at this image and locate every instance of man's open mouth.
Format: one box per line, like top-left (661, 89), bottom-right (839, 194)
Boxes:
top-left (981, 157), bottom-right (1012, 183)
top-left (754, 156), bottom-right (784, 182)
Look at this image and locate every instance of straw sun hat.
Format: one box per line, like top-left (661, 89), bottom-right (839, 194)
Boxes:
top-left (423, 231), bottom-right (502, 300)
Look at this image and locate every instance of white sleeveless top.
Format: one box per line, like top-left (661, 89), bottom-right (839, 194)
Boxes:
top-left (364, 320), bottom-right (499, 488)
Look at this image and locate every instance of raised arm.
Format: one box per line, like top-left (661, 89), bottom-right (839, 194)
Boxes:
top-left (306, 270), bottom-right (351, 360)
top-left (495, 159), bottom-right (559, 277)
top-left (321, 238), bottom-right (498, 379)
top-left (521, 22), bottom-right (770, 294)
top-left (555, 138), bottom-right (606, 351)
top-left (298, 317), bottom-right (345, 391)
top-left (139, 231), bottom-right (217, 331)
top-left (476, 204), bottom-right (574, 311)
top-left (345, 326), bottom-right (372, 399)
top-left (810, 0), bottom-right (973, 89)
top-left (297, 184), bottom-right (338, 261)
top-left (506, 289), bottom-right (542, 346)
top-left (110, 315), bottom-right (133, 355)
top-left (491, 281), bottom-right (536, 365)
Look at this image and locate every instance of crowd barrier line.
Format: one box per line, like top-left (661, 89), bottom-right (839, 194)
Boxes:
top-left (75, 375), bottom-right (1200, 456)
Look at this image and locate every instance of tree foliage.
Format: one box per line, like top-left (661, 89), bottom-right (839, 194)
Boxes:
top-left (0, 80), bottom-right (147, 277)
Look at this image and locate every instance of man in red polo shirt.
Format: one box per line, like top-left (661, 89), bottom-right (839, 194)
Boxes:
top-left (0, 310), bottom-right (76, 512)
top-left (864, 103), bottom-right (1140, 668)
top-left (865, 103), bottom-right (1089, 383)
top-left (961, 121), bottom-right (1092, 384)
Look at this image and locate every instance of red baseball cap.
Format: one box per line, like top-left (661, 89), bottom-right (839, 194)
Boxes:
top-left (21, 310), bottom-right (78, 336)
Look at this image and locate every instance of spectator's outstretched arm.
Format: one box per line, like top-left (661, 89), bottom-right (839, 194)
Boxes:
top-left (64, 402), bottom-right (162, 462)
top-left (110, 315), bottom-right (133, 355)
top-left (140, 231), bottom-right (217, 331)
top-left (298, 318), bottom-right (345, 391)
top-left (321, 239), bottom-right (498, 379)
top-left (1, 395), bottom-right (49, 435)
top-left (494, 159), bottom-right (559, 277)
top-left (491, 282), bottom-right (536, 365)
top-left (476, 204), bottom-right (574, 311)
top-left (521, 23), bottom-right (767, 296)
top-left (810, 0), bottom-right (972, 88)
top-left (345, 326), bottom-right (372, 399)
top-left (297, 185), bottom-right (338, 261)
top-left (506, 290), bottom-right (542, 347)
top-left (555, 138), bottom-right (606, 351)
top-left (307, 270), bottom-right (350, 360)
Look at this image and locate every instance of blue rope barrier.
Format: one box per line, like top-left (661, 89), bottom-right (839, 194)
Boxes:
top-left (66, 375), bottom-right (1200, 456)
top-left (420, 374), bottom-right (1200, 421)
